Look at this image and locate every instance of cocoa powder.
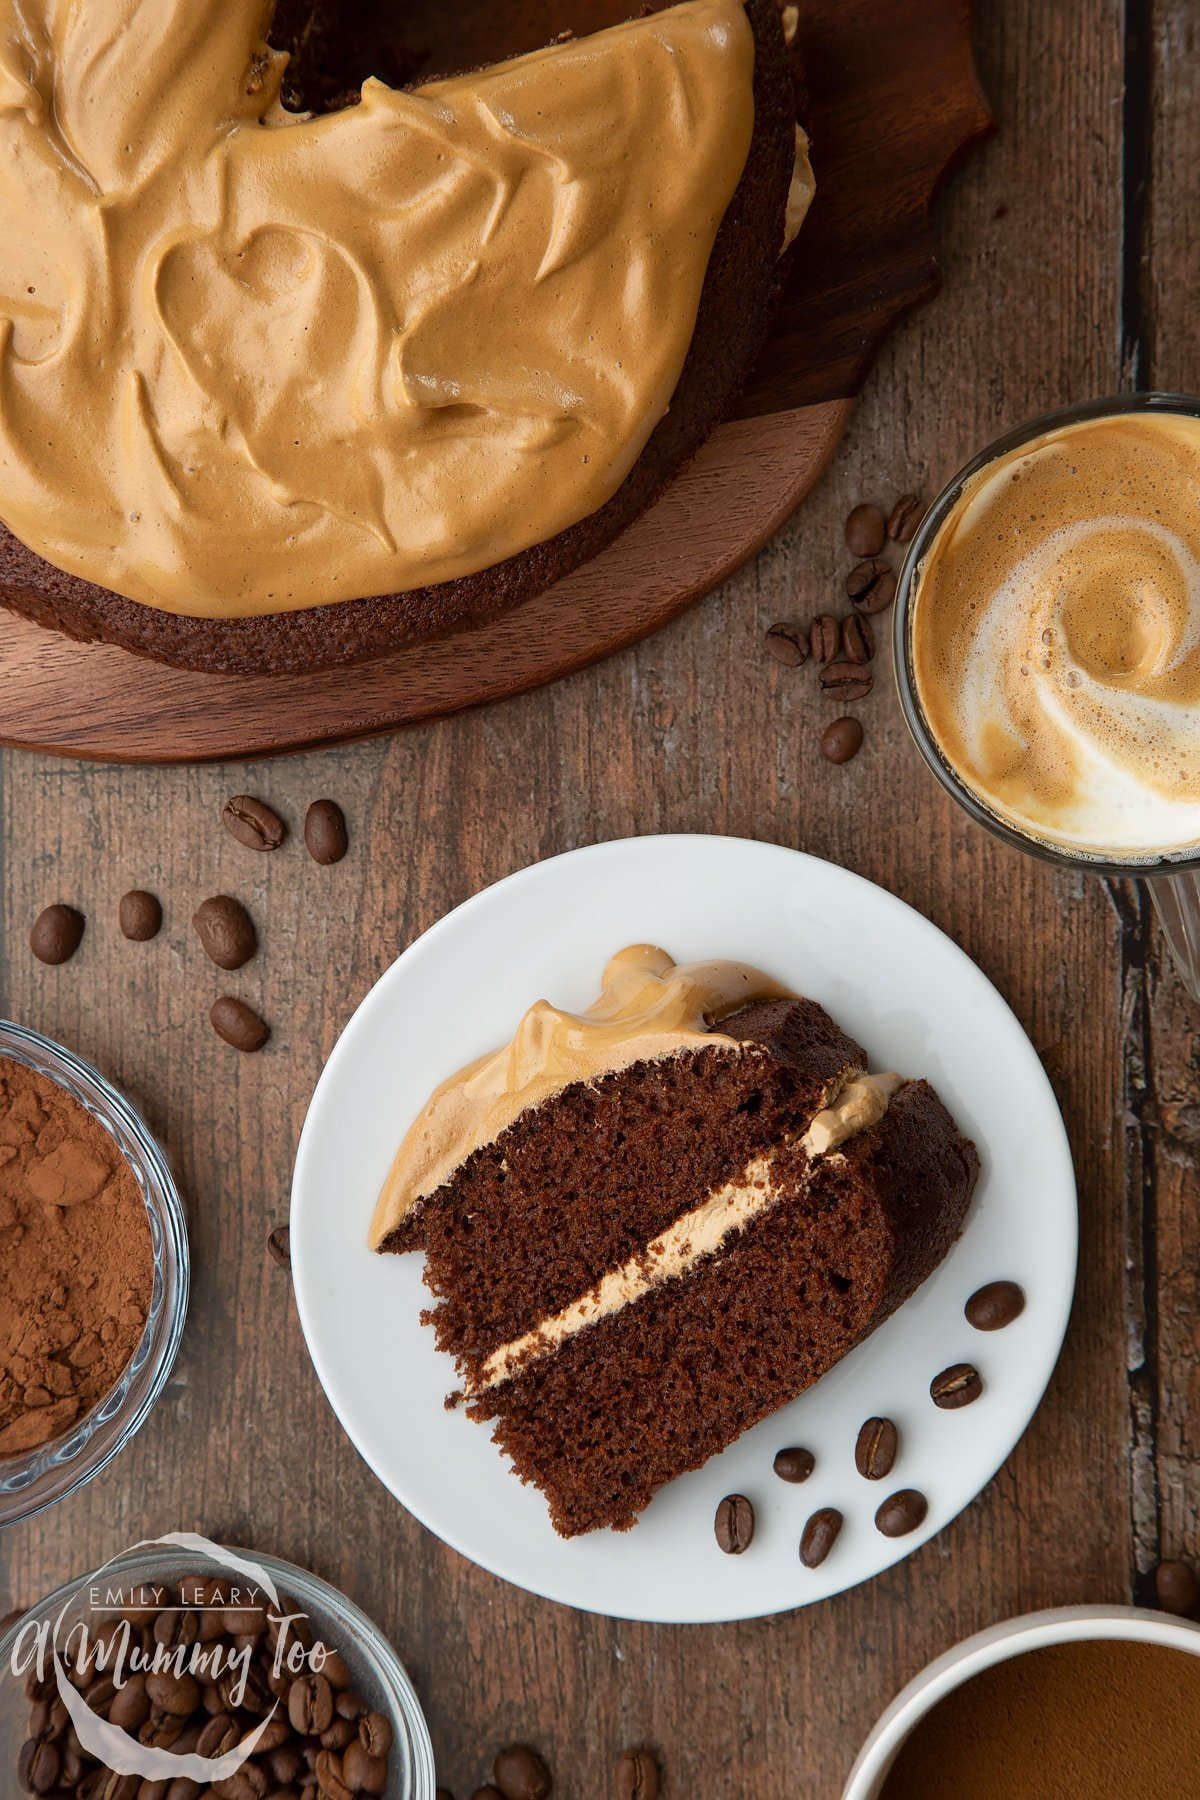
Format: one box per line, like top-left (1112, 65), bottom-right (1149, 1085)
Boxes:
top-left (0, 1056), bottom-right (153, 1458)
top-left (880, 1639), bottom-right (1200, 1799)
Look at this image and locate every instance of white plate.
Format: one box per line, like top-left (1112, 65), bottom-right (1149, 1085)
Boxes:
top-left (291, 835), bottom-right (1077, 1624)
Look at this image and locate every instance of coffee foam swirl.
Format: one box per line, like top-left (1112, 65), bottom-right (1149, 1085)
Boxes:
top-left (911, 412), bottom-right (1200, 859)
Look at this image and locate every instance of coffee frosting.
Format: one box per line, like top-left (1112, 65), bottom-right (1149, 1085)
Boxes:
top-left (0, 0), bottom-right (775, 618)
top-left (368, 944), bottom-right (793, 1248)
top-left (911, 411), bottom-right (1200, 859)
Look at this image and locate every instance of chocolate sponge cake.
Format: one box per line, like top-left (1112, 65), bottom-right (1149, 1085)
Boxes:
top-left (370, 948), bottom-right (980, 1538)
top-left (0, 0), bottom-right (805, 675)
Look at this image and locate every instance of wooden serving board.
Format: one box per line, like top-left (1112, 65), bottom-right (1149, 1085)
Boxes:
top-left (0, 0), bottom-right (993, 764)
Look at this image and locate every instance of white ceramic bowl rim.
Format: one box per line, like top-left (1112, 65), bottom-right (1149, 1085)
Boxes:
top-left (0, 1020), bottom-right (190, 1526)
top-left (842, 1603), bottom-right (1200, 1799)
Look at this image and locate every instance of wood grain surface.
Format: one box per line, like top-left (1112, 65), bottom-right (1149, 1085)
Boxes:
top-left (0, 0), bottom-right (991, 763)
top-left (1, 2), bottom-right (1198, 1797)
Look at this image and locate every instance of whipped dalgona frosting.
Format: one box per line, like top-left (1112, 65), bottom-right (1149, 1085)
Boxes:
top-left (910, 411), bottom-right (1200, 860)
top-left (0, 0), bottom-right (774, 618)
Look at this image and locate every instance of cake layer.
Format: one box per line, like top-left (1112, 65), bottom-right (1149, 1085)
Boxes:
top-left (468, 1080), bottom-right (979, 1536)
top-left (0, 0), bottom-right (802, 673)
top-left (406, 998), bottom-right (865, 1374)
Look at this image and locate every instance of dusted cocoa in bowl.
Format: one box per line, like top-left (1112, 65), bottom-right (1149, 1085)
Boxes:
top-left (0, 1057), bottom-right (153, 1459)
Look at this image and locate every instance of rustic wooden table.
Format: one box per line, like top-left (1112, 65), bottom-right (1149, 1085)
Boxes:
top-left (2, 3), bottom-right (1198, 1793)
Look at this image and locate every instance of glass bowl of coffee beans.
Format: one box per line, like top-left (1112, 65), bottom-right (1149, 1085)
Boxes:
top-left (0, 1020), bottom-right (190, 1529)
top-left (0, 1541), bottom-right (436, 1797)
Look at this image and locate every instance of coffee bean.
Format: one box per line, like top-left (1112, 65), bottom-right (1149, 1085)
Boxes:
top-left (492, 1744), bottom-right (552, 1800)
top-left (436, 1791), bottom-right (456, 1800)
top-left (1154, 1559), bottom-right (1200, 1618)
top-left (809, 614), bottom-right (840, 663)
top-left (845, 560), bottom-right (897, 614)
top-left (322, 1716), bottom-right (356, 1751)
top-left (840, 614), bottom-right (874, 664)
top-left (887, 492), bottom-right (925, 543)
top-left (30, 903), bottom-right (85, 965)
top-left (472, 1790), bottom-right (505, 1800)
top-left (197, 1712), bottom-right (239, 1756)
top-left (855, 1416), bottom-right (899, 1481)
top-left (267, 1225), bottom-right (291, 1268)
top-left (359, 1713), bottom-right (393, 1758)
top-left (772, 1446), bottom-right (815, 1484)
top-left (875, 1489), bottom-right (928, 1537)
top-left (192, 895), bottom-right (257, 971)
top-left (211, 996), bottom-right (270, 1053)
top-left (23, 1736), bottom-right (61, 1794)
top-left (799, 1507), bottom-right (843, 1568)
top-left (314, 1750), bottom-right (354, 1800)
top-left (820, 662), bottom-right (873, 702)
top-left (614, 1747), bottom-right (660, 1799)
top-left (845, 503), bottom-right (886, 557)
top-left (118, 890), bottom-right (162, 942)
top-left (714, 1493), bottom-right (754, 1554)
top-left (965, 1280), bottom-right (1026, 1331)
top-left (820, 717), bottom-right (864, 764)
top-left (145, 1669), bottom-right (199, 1716)
top-left (223, 794), bottom-right (286, 852)
top-left (288, 1671), bottom-right (334, 1735)
top-left (764, 621), bottom-right (809, 667)
top-left (335, 1689), bottom-right (368, 1721)
top-left (344, 1739), bottom-right (389, 1795)
top-left (930, 1363), bottom-right (983, 1409)
top-left (305, 799), bottom-right (349, 866)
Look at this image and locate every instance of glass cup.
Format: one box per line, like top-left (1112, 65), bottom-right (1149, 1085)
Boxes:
top-left (893, 392), bottom-right (1200, 1001)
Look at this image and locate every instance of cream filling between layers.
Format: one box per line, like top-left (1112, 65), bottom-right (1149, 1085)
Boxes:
top-left (468, 1072), bottom-right (906, 1398)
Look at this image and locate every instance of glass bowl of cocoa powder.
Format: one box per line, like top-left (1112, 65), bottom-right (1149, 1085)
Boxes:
top-left (0, 1020), bottom-right (189, 1526)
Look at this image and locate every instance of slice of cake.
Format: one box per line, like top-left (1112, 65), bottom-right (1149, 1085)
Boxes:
top-left (371, 946), bottom-right (979, 1537)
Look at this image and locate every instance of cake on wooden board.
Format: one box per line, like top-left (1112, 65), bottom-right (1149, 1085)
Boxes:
top-left (0, 0), bottom-right (810, 675)
top-left (371, 947), bottom-right (980, 1537)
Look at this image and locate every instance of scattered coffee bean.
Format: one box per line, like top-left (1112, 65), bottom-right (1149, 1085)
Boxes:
top-left (855, 1416), bottom-right (899, 1481)
top-left (210, 995), bottom-right (270, 1053)
top-left (118, 889), bottom-right (162, 942)
top-left (965, 1280), bottom-right (1026, 1331)
top-left (764, 621), bottom-right (809, 667)
top-left (30, 903), bottom-right (85, 965)
top-left (820, 662), bottom-right (873, 701)
top-left (845, 503), bottom-right (886, 558)
top-left (887, 492), bottom-right (925, 543)
top-left (809, 613), bottom-right (841, 663)
top-left (773, 1446), bottom-right (815, 1484)
top-left (289, 1671), bottom-right (335, 1735)
top-left (840, 614), bottom-right (874, 664)
top-left (846, 559), bottom-right (897, 614)
top-left (714, 1492), bottom-right (755, 1554)
top-left (875, 1489), bottom-right (928, 1537)
top-left (494, 1743), bottom-right (552, 1799)
top-left (192, 894), bottom-right (257, 970)
top-left (615, 1747), bottom-right (660, 1798)
top-left (1154, 1559), bottom-right (1200, 1618)
top-left (223, 793), bottom-right (286, 852)
top-left (930, 1363), bottom-right (984, 1409)
top-left (267, 1224), bottom-right (291, 1268)
top-left (800, 1507), bottom-right (843, 1568)
top-left (305, 798), bottom-right (349, 865)
top-left (820, 717), bottom-right (864, 764)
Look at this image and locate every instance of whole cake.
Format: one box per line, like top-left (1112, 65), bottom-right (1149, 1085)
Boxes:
top-left (0, 0), bottom-right (811, 674)
top-left (370, 947), bottom-right (980, 1537)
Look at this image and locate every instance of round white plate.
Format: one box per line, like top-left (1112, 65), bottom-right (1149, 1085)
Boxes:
top-left (291, 835), bottom-right (1077, 1623)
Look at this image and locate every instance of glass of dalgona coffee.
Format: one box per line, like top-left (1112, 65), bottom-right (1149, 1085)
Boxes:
top-left (895, 393), bottom-right (1200, 1000)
